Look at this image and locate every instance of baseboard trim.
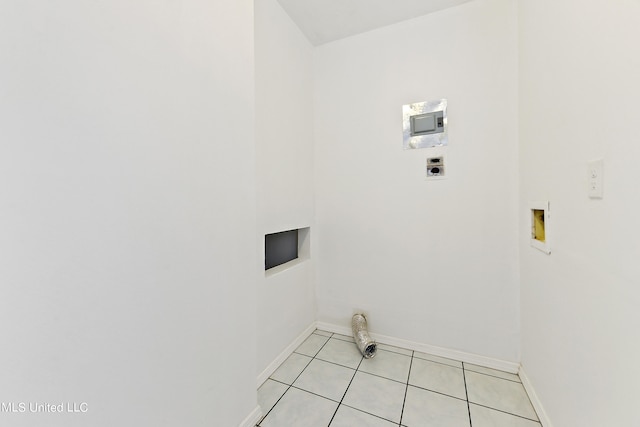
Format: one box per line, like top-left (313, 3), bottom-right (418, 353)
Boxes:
top-left (519, 366), bottom-right (553, 427)
top-left (315, 321), bottom-right (520, 374)
top-left (238, 405), bottom-right (262, 427)
top-left (256, 322), bottom-right (317, 388)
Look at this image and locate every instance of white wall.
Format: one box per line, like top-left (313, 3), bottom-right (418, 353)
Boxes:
top-left (313, 0), bottom-right (520, 362)
top-left (255, 0), bottom-right (316, 377)
top-left (519, 1), bottom-right (640, 425)
top-left (0, 1), bottom-right (258, 426)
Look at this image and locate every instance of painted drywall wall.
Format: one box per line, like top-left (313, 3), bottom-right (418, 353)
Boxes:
top-left (0, 1), bottom-right (258, 426)
top-left (313, 0), bottom-right (520, 362)
top-left (519, 0), bottom-right (640, 425)
top-left (255, 0), bottom-right (316, 378)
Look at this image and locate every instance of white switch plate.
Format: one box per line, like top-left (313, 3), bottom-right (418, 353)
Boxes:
top-left (588, 159), bottom-right (604, 198)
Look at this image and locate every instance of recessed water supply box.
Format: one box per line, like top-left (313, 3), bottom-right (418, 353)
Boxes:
top-left (529, 201), bottom-right (550, 254)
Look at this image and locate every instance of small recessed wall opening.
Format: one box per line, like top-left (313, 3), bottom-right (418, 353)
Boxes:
top-left (265, 229), bottom-right (297, 270)
top-left (529, 202), bottom-right (550, 254)
top-left (532, 209), bottom-right (545, 242)
top-left (265, 227), bottom-right (310, 272)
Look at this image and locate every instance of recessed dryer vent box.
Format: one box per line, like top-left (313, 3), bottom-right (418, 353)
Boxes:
top-left (403, 99), bottom-right (447, 150)
top-left (529, 201), bottom-right (550, 254)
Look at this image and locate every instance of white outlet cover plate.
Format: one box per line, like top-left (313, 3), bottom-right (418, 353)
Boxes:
top-left (588, 159), bottom-right (604, 199)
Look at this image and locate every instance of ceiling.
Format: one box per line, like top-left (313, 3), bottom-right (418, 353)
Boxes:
top-left (276, 0), bottom-right (475, 46)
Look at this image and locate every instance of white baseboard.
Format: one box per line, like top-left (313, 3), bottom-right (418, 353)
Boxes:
top-left (315, 321), bottom-right (520, 374)
top-left (519, 367), bottom-right (553, 427)
top-left (238, 405), bottom-right (262, 427)
top-left (256, 322), bottom-right (317, 388)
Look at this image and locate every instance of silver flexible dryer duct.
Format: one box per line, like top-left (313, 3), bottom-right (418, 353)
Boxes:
top-left (352, 314), bottom-right (377, 359)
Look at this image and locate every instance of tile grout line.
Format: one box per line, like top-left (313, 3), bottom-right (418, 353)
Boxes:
top-left (413, 357), bottom-right (464, 370)
top-left (398, 350), bottom-right (414, 426)
top-left (403, 383), bottom-right (468, 402)
top-left (519, 372), bottom-right (543, 423)
top-left (326, 351), bottom-right (365, 426)
top-left (464, 366), bottom-right (540, 422)
top-left (470, 402), bottom-right (542, 423)
top-left (414, 357), bottom-right (520, 383)
top-left (288, 385), bottom-right (342, 404)
top-left (258, 333), bottom-right (333, 426)
top-left (351, 366), bottom-right (411, 386)
top-left (257, 381), bottom-right (290, 426)
top-left (258, 356), bottom-right (315, 426)
top-left (463, 359), bottom-right (541, 424)
top-left (313, 336), bottom-right (372, 370)
top-left (339, 402), bottom-right (407, 426)
top-left (465, 369), bottom-right (522, 383)
top-left (313, 356), bottom-right (360, 371)
top-left (462, 362), bottom-right (473, 427)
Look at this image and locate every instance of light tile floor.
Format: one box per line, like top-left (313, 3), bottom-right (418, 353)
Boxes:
top-left (258, 330), bottom-right (541, 427)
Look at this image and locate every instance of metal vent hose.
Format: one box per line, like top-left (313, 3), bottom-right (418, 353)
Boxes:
top-left (352, 314), bottom-right (377, 359)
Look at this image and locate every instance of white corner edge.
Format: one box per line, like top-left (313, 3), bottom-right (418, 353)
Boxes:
top-left (519, 366), bottom-right (554, 427)
top-left (256, 322), bottom-right (317, 388)
top-left (238, 405), bottom-right (262, 427)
